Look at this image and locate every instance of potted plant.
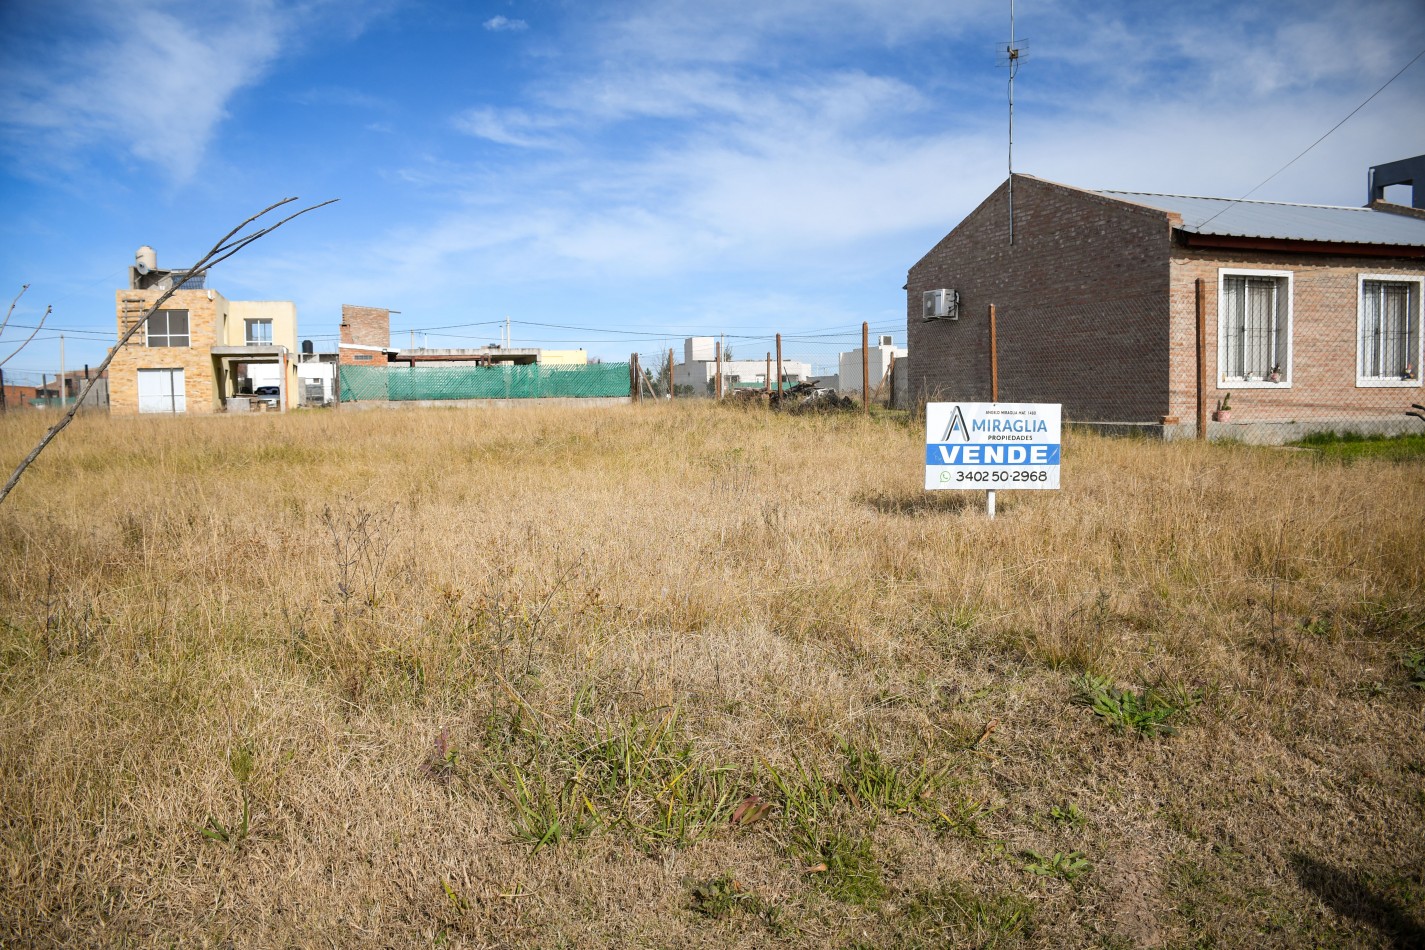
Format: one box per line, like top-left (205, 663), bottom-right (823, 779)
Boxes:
top-left (1266, 365), bottom-right (1283, 383)
top-left (1212, 392), bottom-right (1232, 422)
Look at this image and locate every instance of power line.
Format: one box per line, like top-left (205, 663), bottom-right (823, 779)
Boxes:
top-left (1194, 45), bottom-right (1425, 232)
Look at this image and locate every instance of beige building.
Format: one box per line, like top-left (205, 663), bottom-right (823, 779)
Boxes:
top-left (110, 247), bottom-right (299, 414)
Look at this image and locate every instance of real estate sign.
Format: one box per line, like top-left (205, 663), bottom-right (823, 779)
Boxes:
top-left (925, 402), bottom-right (1061, 490)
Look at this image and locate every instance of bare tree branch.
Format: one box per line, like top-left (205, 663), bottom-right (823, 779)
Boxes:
top-left (0, 284), bottom-right (29, 338)
top-left (0, 304), bottom-right (51, 368)
top-left (204, 199), bottom-right (339, 271)
top-left (0, 197), bottom-right (338, 509)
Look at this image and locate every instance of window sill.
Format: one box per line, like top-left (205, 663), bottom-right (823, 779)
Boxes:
top-left (1219, 379), bottom-right (1291, 390)
top-left (1355, 377), bottom-right (1421, 388)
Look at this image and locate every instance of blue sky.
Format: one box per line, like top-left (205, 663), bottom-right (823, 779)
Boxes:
top-left (2, 0), bottom-right (1423, 380)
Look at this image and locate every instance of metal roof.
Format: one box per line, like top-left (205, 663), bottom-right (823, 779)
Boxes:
top-left (1094, 190), bottom-right (1425, 247)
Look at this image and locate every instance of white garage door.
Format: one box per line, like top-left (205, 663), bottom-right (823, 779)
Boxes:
top-left (137, 368), bottom-right (185, 413)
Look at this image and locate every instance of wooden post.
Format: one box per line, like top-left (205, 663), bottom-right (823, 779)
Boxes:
top-left (775, 334), bottom-right (783, 402)
top-left (668, 347), bottom-right (675, 401)
top-left (862, 321), bottom-right (870, 413)
top-left (630, 353), bottom-right (641, 403)
top-left (1195, 278), bottom-right (1207, 440)
top-left (987, 304), bottom-right (1000, 520)
top-left (765, 353), bottom-right (771, 395)
top-left (988, 304), bottom-right (999, 402)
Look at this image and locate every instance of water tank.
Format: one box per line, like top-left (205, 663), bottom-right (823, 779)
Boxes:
top-left (136, 246), bottom-right (157, 273)
top-left (302, 340), bottom-right (314, 355)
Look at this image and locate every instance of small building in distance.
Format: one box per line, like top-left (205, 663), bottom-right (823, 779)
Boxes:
top-left (110, 246), bottom-right (300, 414)
top-left (837, 335), bottom-right (906, 396)
top-left (673, 336), bottom-right (814, 396)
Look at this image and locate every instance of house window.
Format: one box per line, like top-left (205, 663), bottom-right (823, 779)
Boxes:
top-left (147, 310), bottom-right (190, 348)
top-left (353, 354), bottom-right (373, 362)
top-left (1219, 269), bottom-right (1291, 386)
top-left (1358, 276), bottom-right (1422, 386)
top-left (245, 319), bottom-right (273, 346)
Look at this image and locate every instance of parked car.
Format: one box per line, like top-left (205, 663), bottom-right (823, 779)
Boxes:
top-left (254, 386), bottom-right (281, 409)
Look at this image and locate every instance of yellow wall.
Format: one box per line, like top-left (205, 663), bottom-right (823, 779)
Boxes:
top-left (226, 300), bottom-right (297, 349)
top-left (540, 348), bottom-right (588, 365)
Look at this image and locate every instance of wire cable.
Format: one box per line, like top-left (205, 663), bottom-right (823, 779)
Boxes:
top-left (1194, 45), bottom-right (1425, 232)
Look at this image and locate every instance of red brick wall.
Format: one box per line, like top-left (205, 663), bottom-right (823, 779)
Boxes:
top-left (907, 175), bottom-right (1174, 423)
top-left (340, 305), bottom-right (390, 366)
top-left (1169, 251), bottom-right (1424, 424)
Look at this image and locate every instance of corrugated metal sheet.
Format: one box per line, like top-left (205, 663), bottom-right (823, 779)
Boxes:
top-left (1095, 190), bottom-right (1425, 247)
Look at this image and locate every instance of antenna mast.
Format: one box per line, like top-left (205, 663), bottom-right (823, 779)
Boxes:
top-left (997, 0), bottom-right (1026, 245)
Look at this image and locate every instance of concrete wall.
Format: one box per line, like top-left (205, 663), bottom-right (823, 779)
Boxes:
top-left (838, 344), bottom-right (907, 394)
top-left (908, 175), bottom-right (1174, 423)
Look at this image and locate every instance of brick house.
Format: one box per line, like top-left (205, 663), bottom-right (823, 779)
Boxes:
top-left (906, 169), bottom-right (1425, 441)
top-left (110, 248), bottom-right (299, 414)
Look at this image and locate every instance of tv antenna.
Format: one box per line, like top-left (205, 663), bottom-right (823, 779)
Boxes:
top-left (996, 0), bottom-right (1027, 245)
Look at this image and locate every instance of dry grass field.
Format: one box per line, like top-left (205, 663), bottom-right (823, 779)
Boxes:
top-left (1, 402), bottom-right (1422, 948)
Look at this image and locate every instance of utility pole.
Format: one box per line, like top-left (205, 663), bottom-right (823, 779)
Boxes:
top-left (862, 322), bottom-right (870, 413)
top-left (775, 334), bottom-right (783, 402)
top-left (715, 338), bottom-right (723, 399)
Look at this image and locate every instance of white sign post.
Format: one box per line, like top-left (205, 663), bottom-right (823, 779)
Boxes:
top-left (925, 402), bottom-right (1061, 517)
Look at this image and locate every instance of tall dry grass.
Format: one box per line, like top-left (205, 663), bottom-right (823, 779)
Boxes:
top-left (0, 402), bottom-right (1421, 947)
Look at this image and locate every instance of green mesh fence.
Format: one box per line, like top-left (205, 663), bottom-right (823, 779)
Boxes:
top-left (338, 363), bottom-right (631, 402)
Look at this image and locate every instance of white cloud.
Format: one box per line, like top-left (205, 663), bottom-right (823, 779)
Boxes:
top-left (0, 0), bottom-right (392, 183)
top-left (452, 107), bottom-right (564, 148)
top-left (483, 15), bottom-right (528, 32)
top-left (241, 0), bottom-right (1425, 340)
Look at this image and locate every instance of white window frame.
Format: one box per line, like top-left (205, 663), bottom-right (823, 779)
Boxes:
top-left (245, 318), bottom-right (273, 346)
top-left (1356, 274), bottom-right (1423, 388)
top-left (1217, 268), bottom-right (1293, 389)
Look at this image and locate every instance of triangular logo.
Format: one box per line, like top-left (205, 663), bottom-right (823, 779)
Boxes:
top-left (942, 405), bottom-right (970, 442)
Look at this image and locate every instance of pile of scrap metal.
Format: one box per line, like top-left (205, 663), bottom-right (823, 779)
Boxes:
top-left (728, 380), bottom-right (858, 412)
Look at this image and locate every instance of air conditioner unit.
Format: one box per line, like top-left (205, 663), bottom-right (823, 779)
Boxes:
top-left (922, 289), bottom-right (959, 321)
top-left (879, 335), bottom-right (893, 346)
